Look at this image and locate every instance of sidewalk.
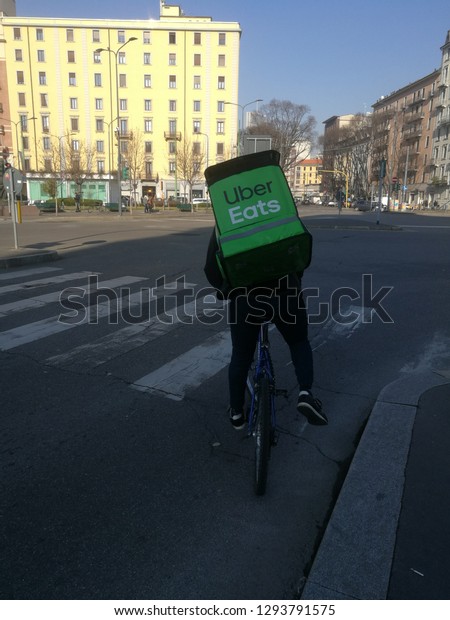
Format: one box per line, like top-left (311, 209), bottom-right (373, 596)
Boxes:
top-left (301, 370), bottom-right (450, 600)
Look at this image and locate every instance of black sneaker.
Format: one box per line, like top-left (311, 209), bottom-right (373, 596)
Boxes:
top-left (297, 390), bottom-right (328, 425)
top-left (228, 407), bottom-right (246, 430)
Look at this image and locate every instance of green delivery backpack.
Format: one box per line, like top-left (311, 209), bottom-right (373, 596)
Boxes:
top-left (204, 150), bottom-right (312, 288)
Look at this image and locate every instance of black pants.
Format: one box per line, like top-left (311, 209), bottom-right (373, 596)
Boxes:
top-left (228, 285), bottom-right (313, 411)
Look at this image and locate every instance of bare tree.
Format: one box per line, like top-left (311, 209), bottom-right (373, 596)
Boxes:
top-left (248, 99), bottom-right (316, 172)
top-left (123, 129), bottom-right (146, 205)
top-left (175, 136), bottom-right (206, 203)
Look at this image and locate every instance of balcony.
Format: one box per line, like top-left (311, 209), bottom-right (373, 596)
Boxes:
top-left (402, 129), bottom-right (422, 142)
top-left (164, 131), bottom-right (182, 141)
top-left (404, 113), bottom-right (425, 124)
top-left (438, 115), bottom-right (450, 126)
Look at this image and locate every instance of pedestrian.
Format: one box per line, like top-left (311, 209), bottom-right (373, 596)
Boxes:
top-left (204, 231), bottom-right (327, 430)
top-left (143, 194), bottom-right (149, 213)
top-left (75, 192), bottom-right (81, 212)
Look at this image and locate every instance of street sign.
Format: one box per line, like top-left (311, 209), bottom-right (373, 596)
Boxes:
top-left (2, 167), bottom-right (25, 194)
top-left (403, 185), bottom-right (407, 191)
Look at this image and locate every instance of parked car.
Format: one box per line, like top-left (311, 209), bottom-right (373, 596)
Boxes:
top-left (192, 197), bottom-right (210, 205)
top-left (353, 199), bottom-right (371, 211)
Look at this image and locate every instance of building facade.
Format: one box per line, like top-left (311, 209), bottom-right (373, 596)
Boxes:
top-left (372, 70), bottom-right (441, 208)
top-left (0, 1), bottom-right (241, 203)
top-left (432, 29), bottom-right (450, 206)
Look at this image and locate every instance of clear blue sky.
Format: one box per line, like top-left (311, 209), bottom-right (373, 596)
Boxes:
top-left (16, 0), bottom-right (449, 138)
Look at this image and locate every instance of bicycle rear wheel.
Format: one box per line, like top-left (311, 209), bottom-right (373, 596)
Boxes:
top-left (254, 373), bottom-right (271, 496)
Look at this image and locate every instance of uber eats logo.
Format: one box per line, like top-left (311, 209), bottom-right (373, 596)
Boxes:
top-left (223, 179), bottom-right (281, 225)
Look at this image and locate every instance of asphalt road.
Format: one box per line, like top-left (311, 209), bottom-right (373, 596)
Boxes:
top-left (2, 208), bottom-right (450, 599)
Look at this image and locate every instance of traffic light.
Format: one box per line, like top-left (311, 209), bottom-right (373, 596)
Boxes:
top-left (380, 159), bottom-right (386, 178)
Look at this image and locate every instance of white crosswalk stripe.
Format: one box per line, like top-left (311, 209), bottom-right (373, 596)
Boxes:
top-left (132, 329), bottom-right (231, 401)
top-left (0, 266), bottom-right (62, 282)
top-left (0, 267), bottom-right (230, 400)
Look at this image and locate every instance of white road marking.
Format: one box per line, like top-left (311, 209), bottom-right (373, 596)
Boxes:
top-left (0, 271), bottom-right (99, 296)
top-left (132, 329), bottom-right (232, 401)
top-left (0, 266), bottom-right (62, 281)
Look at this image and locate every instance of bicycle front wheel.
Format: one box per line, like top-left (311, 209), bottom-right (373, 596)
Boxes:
top-left (254, 373), bottom-right (271, 496)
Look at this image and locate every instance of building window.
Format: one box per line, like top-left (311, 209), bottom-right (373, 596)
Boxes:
top-left (40, 93), bottom-right (48, 107)
top-left (145, 161), bottom-right (153, 178)
top-left (69, 72), bottom-right (76, 86)
top-left (145, 141), bottom-right (152, 153)
top-left (193, 142), bottom-right (201, 155)
top-left (43, 136), bottom-right (51, 150)
top-left (67, 50), bottom-right (75, 63)
top-left (93, 51), bottom-right (101, 64)
top-left (193, 120), bottom-right (201, 133)
top-left (39, 72), bottom-right (46, 85)
top-left (66, 29), bottom-right (74, 42)
top-left (169, 100), bottom-right (177, 112)
top-left (194, 32), bottom-right (201, 45)
top-left (92, 29), bottom-right (100, 43)
top-left (17, 71), bottom-right (25, 84)
top-left (15, 49), bottom-right (23, 61)
top-left (120, 119), bottom-right (127, 135)
top-left (217, 121), bottom-right (225, 134)
top-left (193, 100), bottom-right (201, 112)
top-left (169, 119), bottom-right (177, 133)
top-left (144, 74), bottom-right (152, 88)
top-left (118, 30), bottom-right (125, 43)
top-left (120, 99), bottom-right (127, 111)
top-left (94, 73), bottom-right (102, 87)
top-left (143, 30), bottom-right (151, 44)
top-left (217, 101), bottom-right (225, 112)
top-left (72, 140), bottom-right (80, 152)
top-left (95, 98), bottom-right (103, 110)
top-left (44, 159), bottom-right (52, 172)
top-left (217, 143), bottom-right (224, 156)
top-left (218, 54), bottom-right (225, 67)
top-left (97, 160), bottom-right (105, 173)
top-left (144, 52), bottom-right (151, 65)
top-left (36, 28), bottom-right (44, 41)
top-left (42, 115), bottom-right (50, 132)
top-left (70, 98), bottom-right (78, 109)
top-left (96, 119), bottom-right (103, 131)
top-left (118, 52), bottom-right (126, 64)
top-left (22, 137), bottom-right (29, 150)
top-left (169, 75), bottom-right (177, 88)
top-left (194, 75), bottom-right (201, 89)
top-left (194, 54), bottom-right (201, 66)
top-left (169, 53), bottom-right (176, 65)
top-left (169, 32), bottom-right (176, 44)
top-left (169, 161), bottom-right (176, 173)
top-left (144, 119), bottom-right (153, 132)
top-left (97, 140), bottom-right (104, 152)
top-left (13, 28), bottom-right (21, 40)
top-left (18, 93), bottom-right (26, 106)
top-left (119, 74), bottom-right (127, 87)
top-left (145, 99), bottom-right (152, 111)
top-left (218, 76), bottom-right (225, 89)
top-left (71, 118), bottom-right (79, 131)
top-left (37, 50), bottom-right (45, 62)
top-left (218, 32), bottom-right (226, 45)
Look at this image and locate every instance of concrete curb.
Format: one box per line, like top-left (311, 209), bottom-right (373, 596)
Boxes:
top-left (301, 370), bottom-right (450, 600)
top-left (0, 250), bottom-right (60, 269)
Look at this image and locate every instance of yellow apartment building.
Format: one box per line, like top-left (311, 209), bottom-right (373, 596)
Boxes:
top-left (292, 157), bottom-right (322, 198)
top-left (0, 1), bottom-right (241, 204)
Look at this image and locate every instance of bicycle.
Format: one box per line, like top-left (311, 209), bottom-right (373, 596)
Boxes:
top-left (245, 322), bottom-right (287, 496)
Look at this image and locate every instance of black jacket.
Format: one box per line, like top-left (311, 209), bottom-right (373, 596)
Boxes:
top-left (203, 229), bottom-right (302, 299)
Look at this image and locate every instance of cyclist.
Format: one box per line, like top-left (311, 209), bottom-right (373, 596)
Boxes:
top-left (204, 230), bottom-right (327, 430)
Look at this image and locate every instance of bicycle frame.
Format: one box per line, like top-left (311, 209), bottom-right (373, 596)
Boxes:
top-left (246, 323), bottom-right (276, 436)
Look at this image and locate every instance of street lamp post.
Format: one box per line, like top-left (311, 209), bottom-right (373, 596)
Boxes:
top-left (95, 37), bottom-right (137, 216)
top-left (224, 99), bottom-right (262, 156)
